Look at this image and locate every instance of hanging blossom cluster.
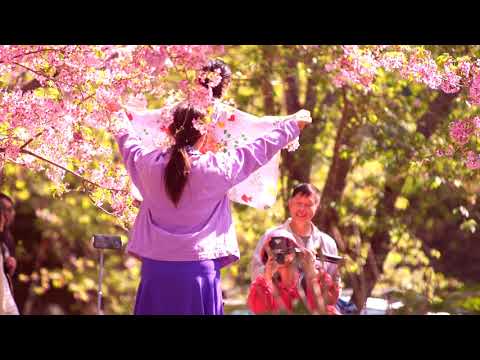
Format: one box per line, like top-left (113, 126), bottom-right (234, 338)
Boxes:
top-left (442, 116), bottom-right (480, 169)
top-left (177, 67), bottom-right (224, 135)
top-left (0, 45), bottom-right (223, 225)
top-left (2, 45), bottom-right (479, 227)
top-left (324, 45), bottom-right (382, 90)
top-left (324, 45), bottom-right (480, 170)
top-left (325, 46), bottom-right (480, 96)
top-left (469, 71), bottom-right (480, 106)
top-left (449, 117), bottom-right (480, 146)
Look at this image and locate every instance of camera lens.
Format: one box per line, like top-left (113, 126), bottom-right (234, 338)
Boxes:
top-left (275, 253), bottom-right (285, 264)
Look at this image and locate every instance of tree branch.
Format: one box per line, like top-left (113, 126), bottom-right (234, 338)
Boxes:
top-left (11, 62), bottom-right (69, 87)
top-left (0, 47), bottom-right (67, 65)
top-left (86, 192), bottom-right (129, 231)
top-left (20, 129), bottom-right (47, 150)
top-left (19, 148), bottom-right (127, 193)
top-left (350, 90), bottom-right (460, 310)
top-left (304, 58), bottom-right (322, 112)
top-left (282, 55), bottom-right (301, 113)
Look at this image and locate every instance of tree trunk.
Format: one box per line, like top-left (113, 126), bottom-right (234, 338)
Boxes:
top-left (314, 92), bottom-right (357, 233)
top-left (279, 54), bottom-right (327, 211)
top-left (259, 46), bottom-right (278, 116)
top-left (350, 92), bottom-right (458, 311)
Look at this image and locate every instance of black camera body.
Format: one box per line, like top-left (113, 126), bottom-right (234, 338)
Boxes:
top-left (269, 236), bottom-right (300, 265)
top-left (316, 252), bottom-right (343, 264)
top-left (268, 236), bottom-right (343, 266)
top-left (92, 234), bottom-right (122, 250)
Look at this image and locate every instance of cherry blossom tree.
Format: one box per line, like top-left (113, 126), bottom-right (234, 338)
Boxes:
top-left (0, 45), bottom-right (223, 226)
top-left (1, 45), bottom-right (478, 230)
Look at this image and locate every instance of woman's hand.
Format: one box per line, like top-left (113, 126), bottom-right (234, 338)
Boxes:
top-left (295, 109), bottom-right (312, 130)
top-left (264, 248), bottom-right (278, 287)
top-left (300, 248), bottom-right (318, 279)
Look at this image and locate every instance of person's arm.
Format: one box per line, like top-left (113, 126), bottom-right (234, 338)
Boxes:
top-left (328, 244), bottom-right (342, 295)
top-left (320, 270), bottom-right (340, 306)
top-left (305, 270), bottom-right (340, 314)
top-left (319, 232), bottom-right (342, 294)
top-left (250, 232), bottom-right (270, 281)
top-left (111, 110), bottom-right (147, 189)
top-left (247, 276), bottom-right (278, 314)
top-left (219, 114), bottom-right (306, 188)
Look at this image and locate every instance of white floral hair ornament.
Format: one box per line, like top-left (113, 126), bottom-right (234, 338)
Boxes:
top-left (192, 117), bottom-right (210, 135)
top-left (198, 68), bottom-right (223, 89)
top-left (169, 99), bottom-right (217, 137)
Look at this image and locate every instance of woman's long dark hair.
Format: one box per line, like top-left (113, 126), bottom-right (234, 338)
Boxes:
top-left (198, 59), bottom-right (232, 99)
top-left (164, 104), bottom-right (204, 206)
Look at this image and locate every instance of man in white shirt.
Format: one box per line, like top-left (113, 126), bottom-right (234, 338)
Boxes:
top-left (251, 183), bottom-right (341, 290)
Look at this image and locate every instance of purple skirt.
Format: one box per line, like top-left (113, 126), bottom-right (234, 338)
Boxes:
top-left (134, 257), bottom-right (224, 315)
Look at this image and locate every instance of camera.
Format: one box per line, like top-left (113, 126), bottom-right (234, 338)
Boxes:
top-left (92, 234), bottom-right (122, 250)
top-left (269, 236), bottom-right (300, 265)
top-left (316, 252), bottom-right (343, 264)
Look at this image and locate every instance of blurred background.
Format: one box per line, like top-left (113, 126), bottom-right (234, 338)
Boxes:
top-left (2, 45), bottom-right (479, 315)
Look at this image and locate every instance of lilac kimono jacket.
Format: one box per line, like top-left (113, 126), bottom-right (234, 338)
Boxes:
top-left (115, 118), bottom-right (301, 268)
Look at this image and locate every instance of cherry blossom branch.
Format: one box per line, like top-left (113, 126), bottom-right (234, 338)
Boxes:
top-left (20, 129), bottom-right (47, 150)
top-left (86, 193), bottom-right (117, 217)
top-left (11, 62), bottom-right (70, 88)
top-left (85, 192), bottom-right (129, 231)
top-left (77, 92), bottom-right (96, 105)
top-left (164, 47), bottom-right (190, 81)
top-left (19, 148), bottom-right (127, 193)
top-left (0, 47), bottom-right (67, 64)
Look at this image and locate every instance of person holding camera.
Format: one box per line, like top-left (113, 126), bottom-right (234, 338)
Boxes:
top-left (112, 59), bottom-right (312, 314)
top-left (247, 229), bottom-right (339, 314)
top-left (0, 194), bottom-right (19, 315)
top-left (251, 183), bottom-right (341, 290)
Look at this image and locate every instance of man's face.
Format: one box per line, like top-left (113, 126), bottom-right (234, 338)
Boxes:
top-left (288, 193), bottom-right (318, 223)
top-left (1, 198), bottom-right (15, 226)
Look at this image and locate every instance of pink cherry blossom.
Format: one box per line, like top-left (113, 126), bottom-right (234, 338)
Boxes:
top-left (449, 119), bottom-right (475, 145)
top-left (1, 44), bottom-right (480, 228)
top-left (466, 151), bottom-right (480, 169)
top-left (0, 45), bottom-right (224, 225)
top-left (469, 73), bottom-right (480, 105)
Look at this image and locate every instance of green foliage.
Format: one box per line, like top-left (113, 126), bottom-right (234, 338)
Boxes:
top-left (3, 45), bottom-right (480, 314)
top-left (2, 163), bottom-right (136, 314)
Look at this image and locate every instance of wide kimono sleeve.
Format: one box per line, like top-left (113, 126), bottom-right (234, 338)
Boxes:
top-left (217, 119), bottom-right (300, 189)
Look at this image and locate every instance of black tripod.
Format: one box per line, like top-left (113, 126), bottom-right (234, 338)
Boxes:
top-left (92, 234), bottom-right (122, 315)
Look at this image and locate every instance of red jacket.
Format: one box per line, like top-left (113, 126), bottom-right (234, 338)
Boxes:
top-left (247, 270), bottom-right (339, 315)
